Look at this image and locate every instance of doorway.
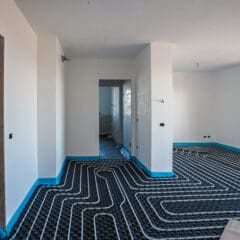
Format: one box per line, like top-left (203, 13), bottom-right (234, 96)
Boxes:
top-left (99, 80), bottom-right (132, 159)
top-left (0, 35), bottom-right (5, 230)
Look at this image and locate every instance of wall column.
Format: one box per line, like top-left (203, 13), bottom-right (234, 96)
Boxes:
top-left (150, 43), bottom-right (173, 175)
top-left (37, 34), bottom-right (65, 178)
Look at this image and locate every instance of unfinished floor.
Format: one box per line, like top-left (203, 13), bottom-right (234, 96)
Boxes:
top-left (99, 136), bottom-right (125, 159)
top-left (6, 146), bottom-right (240, 240)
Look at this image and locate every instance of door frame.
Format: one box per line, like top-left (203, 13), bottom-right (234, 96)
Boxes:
top-left (0, 34), bottom-right (5, 230)
top-left (98, 79), bottom-right (134, 155)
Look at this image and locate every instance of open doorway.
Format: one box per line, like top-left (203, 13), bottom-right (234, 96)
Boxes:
top-left (99, 80), bottom-right (131, 159)
top-left (0, 35), bottom-right (5, 230)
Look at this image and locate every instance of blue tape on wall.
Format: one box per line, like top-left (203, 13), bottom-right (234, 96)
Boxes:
top-left (173, 142), bottom-right (216, 147)
top-left (0, 228), bottom-right (7, 239)
top-left (3, 179), bottom-right (40, 237)
top-left (214, 143), bottom-right (240, 152)
top-left (173, 142), bottom-right (240, 152)
top-left (0, 157), bottom-right (71, 238)
top-left (131, 156), bottom-right (174, 178)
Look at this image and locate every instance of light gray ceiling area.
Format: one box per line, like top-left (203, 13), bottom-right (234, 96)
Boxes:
top-left (15, 0), bottom-right (240, 71)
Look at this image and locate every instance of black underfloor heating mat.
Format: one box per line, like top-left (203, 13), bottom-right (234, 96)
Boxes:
top-left (6, 146), bottom-right (240, 239)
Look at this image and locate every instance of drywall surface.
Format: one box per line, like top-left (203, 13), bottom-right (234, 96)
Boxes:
top-left (0, 0), bottom-right (38, 223)
top-left (173, 72), bottom-right (216, 143)
top-left (37, 34), bottom-right (57, 178)
top-left (37, 34), bottom-right (65, 178)
top-left (134, 43), bottom-right (174, 173)
top-left (111, 86), bottom-right (121, 144)
top-left (173, 67), bottom-right (240, 149)
top-left (150, 43), bottom-right (173, 172)
top-left (123, 80), bottom-right (132, 151)
top-left (56, 38), bottom-right (65, 174)
top-left (134, 45), bottom-right (151, 169)
top-left (66, 58), bottom-right (135, 156)
top-left (213, 65), bottom-right (240, 148)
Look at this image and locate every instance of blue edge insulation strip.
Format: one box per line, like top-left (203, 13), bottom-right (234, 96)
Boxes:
top-left (1, 142), bottom-right (240, 238)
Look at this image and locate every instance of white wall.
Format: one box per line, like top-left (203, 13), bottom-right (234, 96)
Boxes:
top-left (0, 0), bottom-right (38, 223)
top-left (173, 72), bottom-right (216, 143)
top-left (56, 39), bottom-right (65, 173)
top-left (135, 45), bottom-right (151, 169)
top-left (134, 43), bottom-right (174, 172)
top-left (150, 43), bottom-right (173, 172)
top-left (37, 35), bottom-right (57, 178)
top-left (173, 67), bottom-right (240, 150)
top-left (37, 34), bottom-right (65, 178)
top-left (213, 66), bottom-right (240, 148)
top-left (111, 86), bottom-right (121, 143)
top-left (66, 58), bottom-right (135, 156)
top-left (123, 81), bottom-right (132, 151)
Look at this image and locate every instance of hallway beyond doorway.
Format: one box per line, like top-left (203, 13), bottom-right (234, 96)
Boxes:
top-left (98, 79), bottom-right (132, 160)
top-left (99, 135), bottom-right (125, 159)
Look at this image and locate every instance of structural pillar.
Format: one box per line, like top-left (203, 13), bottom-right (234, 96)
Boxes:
top-left (150, 43), bottom-right (173, 176)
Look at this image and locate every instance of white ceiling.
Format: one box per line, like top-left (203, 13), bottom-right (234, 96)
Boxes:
top-left (15, 0), bottom-right (240, 71)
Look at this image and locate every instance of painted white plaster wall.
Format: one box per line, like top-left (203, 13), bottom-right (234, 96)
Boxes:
top-left (173, 72), bottom-right (216, 143)
top-left (0, 0), bottom-right (38, 223)
top-left (37, 35), bottom-right (57, 178)
top-left (123, 81), bottom-right (132, 151)
top-left (213, 65), bottom-right (240, 148)
top-left (134, 43), bottom-right (174, 173)
top-left (56, 39), bottom-right (65, 174)
top-left (150, 43), bottom-right (173, 172)
top-left (134, 45), bottom-right (151, 169)
top-left (65, 58), bottom-right (135, 156)
top-left (38, 34), bottom-right (65, 178)
top-left (111, 87), bottom-right (121, 143)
